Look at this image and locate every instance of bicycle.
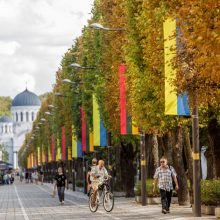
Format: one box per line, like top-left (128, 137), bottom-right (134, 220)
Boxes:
top-left (89, 176), bottom-right (114, 212)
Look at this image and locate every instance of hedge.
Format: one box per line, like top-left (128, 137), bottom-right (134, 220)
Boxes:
top-left (201, 179), bottom-right (220, 206)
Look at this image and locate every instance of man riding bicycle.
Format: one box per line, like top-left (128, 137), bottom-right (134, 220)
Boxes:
top-left (90, 160), bottom-right (110, 206)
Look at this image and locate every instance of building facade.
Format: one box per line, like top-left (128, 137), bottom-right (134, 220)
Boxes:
top-left (0, 89), bottom-right (41, 169)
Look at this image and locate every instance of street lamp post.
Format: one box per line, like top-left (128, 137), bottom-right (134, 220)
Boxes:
top-left (192, 91), bottom-right (201, 217)
top-left (83, 153), bottom-right (87, 194)
top-left (72, 158), bottom-right (75, 191)
top-left (140, 131), bottom-right (147, 206)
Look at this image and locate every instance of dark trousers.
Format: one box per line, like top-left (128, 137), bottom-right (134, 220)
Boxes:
top-left (160, 189), bottom-right (172, 210)
top-left (57, 186), bottom-right (65, 202)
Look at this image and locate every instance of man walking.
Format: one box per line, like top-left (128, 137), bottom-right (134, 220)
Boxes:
top-left (153, 156), bottom-right (179, 214)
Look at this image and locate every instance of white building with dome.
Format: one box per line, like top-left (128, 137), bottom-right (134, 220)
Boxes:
top-left (0, 89), bottom-right (41, 169)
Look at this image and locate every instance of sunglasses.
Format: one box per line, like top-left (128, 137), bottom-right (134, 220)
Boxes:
top-left (160, 161), bottom-right (166, 163)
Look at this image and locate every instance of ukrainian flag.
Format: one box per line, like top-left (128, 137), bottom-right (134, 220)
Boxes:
top-left (164, 18), bottom-right (190, 116)
top-left (92, 94), bottom-right (107, 147)
top-left (72, 125), bottom-right (82, 158)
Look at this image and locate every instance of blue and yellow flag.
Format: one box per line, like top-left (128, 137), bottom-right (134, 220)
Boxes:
top-left (72, 125), bottom-right (82, 158)
top-left (93, 94), bottom-right (107, 147)
top-left (164, 18), bottom-right (190, 116)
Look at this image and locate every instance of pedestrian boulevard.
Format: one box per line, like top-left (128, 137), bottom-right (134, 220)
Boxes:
top-left (0, 181), bottom-right (215, 220)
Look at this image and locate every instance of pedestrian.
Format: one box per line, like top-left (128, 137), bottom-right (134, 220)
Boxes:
top-left (10, 173), bottom-right (14, 184)
top-left (3, 173), bottom-right (8, 184)
top-left (33, 170), bottom-right (39, 184)
top-left (8, 173), bottom-right (11, 184)
top-left (153, 156), bottom-right (179, 214)
top-left (53, 167), bottom-right (67, 205)
top-left (19, 170), bottom-right (24, 182)
top-left (87, 158), bottom-right (97, 196)
top-left (25, 172), bottom-right (29, 183)
top-left (39, 169), bottom-right (44, 185)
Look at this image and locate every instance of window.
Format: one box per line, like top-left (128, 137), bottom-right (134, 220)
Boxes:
top-left (21, 112), bottom-right (23, 122)
top-left (5, 125), bottom-right (8, 133)
top-left (16, 113), bottom-right (18, 122)
top-left (26, 112), bottom-right (29, 122)
top-left (32, 112), bottom-right (34, 121)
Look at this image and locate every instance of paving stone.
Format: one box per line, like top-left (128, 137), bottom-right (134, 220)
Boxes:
top-left (0, 181), bottom-right (216, 220)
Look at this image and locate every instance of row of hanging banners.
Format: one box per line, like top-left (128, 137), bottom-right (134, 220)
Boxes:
top-left (27, 18), bottom-right (190, 169)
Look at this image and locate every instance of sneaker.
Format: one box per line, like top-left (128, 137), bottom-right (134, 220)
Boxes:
top-left (61, 201), bottom-right (64, 205)
top-left (162, 209), bottom-right (167, 214)
top-left (166, 209), bottom-right (170, 213)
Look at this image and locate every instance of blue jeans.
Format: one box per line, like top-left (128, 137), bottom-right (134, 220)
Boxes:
top-left (57, 186), bottom-right (65, 202)
top-left (160, 189), bottom-right (172, 210)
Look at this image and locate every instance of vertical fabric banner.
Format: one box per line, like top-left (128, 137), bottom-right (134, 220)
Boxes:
top-left (72, 125), bottom-right (83, 158)
top-left (81, 107), bottom-right (87, 152)
top-left (48, 144), bottom-right (51, 162)
top-left (31, 153), bottom-right (33, 168)
top-left (37, 147), bottom-right (40, 166)
top-left (56, 138), bottom-right (61, 161)
top-left (42, 145), bottom-right (45, 163)
top-left (164, 19), bottom-right (190, 116)
top-left (61, 127), bottom-right (66, 160)
top-left (119, 64), bottom-right (139, 135)
top-left (51, 134), bottom-right (55, 161)
top-left (120, 64), bottom-right (127, 134)
top-left (93, 94), bottom-right (107, 147)
top-left (40, 146), bottom-right (42, 165)
top-left (89, 131), bottom-right (94, 152)
top-left (34, 152), bottom-right (37, 167)
top-left (68, 146), bottom-right (72, 160)
top-left (72, 125), bottom-right (77, 158)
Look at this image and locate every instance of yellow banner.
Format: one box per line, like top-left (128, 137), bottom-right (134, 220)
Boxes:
top-left (68, 146), bottom-right (72, 160)
top-left (72, 125), bottom-right (77, 158)
top-left (164, 18), bottom-right (177, 115)
top-left (89, 131), bottom-right (94, 152)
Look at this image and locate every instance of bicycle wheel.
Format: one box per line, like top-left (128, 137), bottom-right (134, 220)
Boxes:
top-left (89, 192), bottom-right (98, 212)
top-left (103, 192), bottom-right (114, 212)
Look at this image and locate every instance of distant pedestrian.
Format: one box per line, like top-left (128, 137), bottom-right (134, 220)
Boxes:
top-left (53, 167), bottom-right (67, 205)
top-left (39, 169), bottom-right (44, 185)
top-left (153, 156), bottom-right (179, 214)
top-left (33, 170), bottom-right (39, 184)
top-left (10, 173), bottom-right (14, 184)
top-left (25, 172), bottom-right (29, 183)
top-left (3, 174), bottom-right (8, 184)
top-left (19, 171), bottom-right (24, 182)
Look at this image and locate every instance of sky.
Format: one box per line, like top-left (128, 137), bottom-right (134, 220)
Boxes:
top-left (0, 0), bottom-right (94, 98)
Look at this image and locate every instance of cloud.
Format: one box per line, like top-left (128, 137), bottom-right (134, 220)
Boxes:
top-left (0, 0), bottom-right (94, 98)
top-left (0, 41), bottom-right (20, 55)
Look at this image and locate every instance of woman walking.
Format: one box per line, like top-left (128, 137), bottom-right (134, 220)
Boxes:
top-left (54, 167), bottom-right (67, 205)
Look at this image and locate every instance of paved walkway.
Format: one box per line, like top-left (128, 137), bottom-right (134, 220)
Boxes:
top-left (0, 181), bottom-right (216, 220)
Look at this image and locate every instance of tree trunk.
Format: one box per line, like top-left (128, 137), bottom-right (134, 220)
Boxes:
top-left (120, 142), bottom-right (136, 197)
top-left (152, 134), bottom-right (159, 171)
top-left (172, 127), bottom-right (189, 205)
top-left (163, 131), bottom-right (173, 164)
top-left (207, 117), bottom-right (220, 178)
top-left (145, 134), bottom-right (153, 178)
top-left (183, 126), bottom-right (193, 203)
